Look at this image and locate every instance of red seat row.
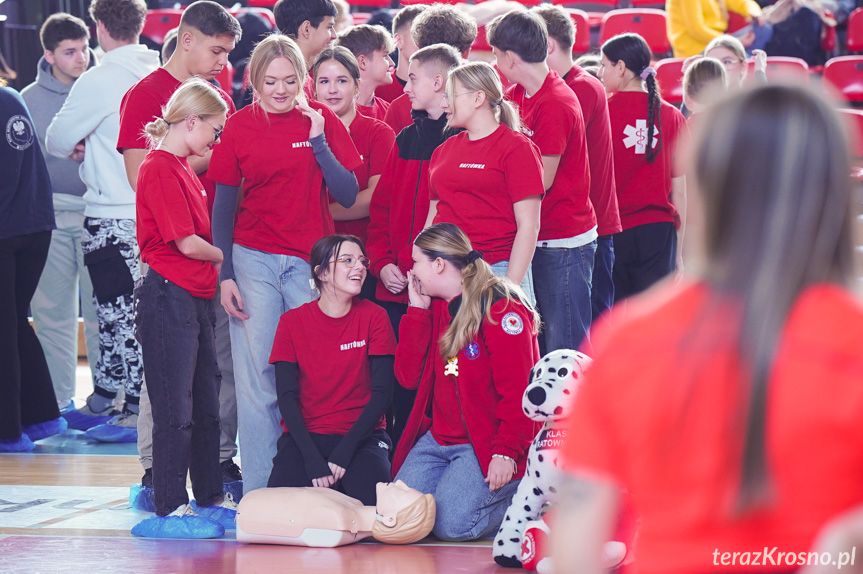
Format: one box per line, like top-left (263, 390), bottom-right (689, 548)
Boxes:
top-left (142, 7), bottom-right (276, 46)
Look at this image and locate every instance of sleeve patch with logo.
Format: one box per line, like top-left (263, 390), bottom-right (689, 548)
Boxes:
top-left (501, 312), bottom-right (524, 336)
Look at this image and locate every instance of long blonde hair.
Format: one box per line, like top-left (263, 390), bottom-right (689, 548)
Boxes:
top-left (248, 33), bottom-right (308, 108)
top-left (446, 61), bottom-right (520, 132)
top-left (143, 76), bottom-right (227, 148)
top-left (414, 223), bottom-right (539, 359)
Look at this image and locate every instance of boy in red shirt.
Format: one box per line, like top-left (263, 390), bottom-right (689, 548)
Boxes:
top-left (375, 6), bottom-right (426, 104)
top-left (117, 0), bottom-right (242, 498)
top-left (488, 10), bottom-right (597, 353)
top-left (534, 5), bottom-right (621, 325)
top-left (366, 43), bottom-right (461, 452)
top-left (336, 24), bottom-right (395, 121)
top-left (274, 0), bottom-right (337, 101)
top-left (383, 5), bottom-right (477, 135)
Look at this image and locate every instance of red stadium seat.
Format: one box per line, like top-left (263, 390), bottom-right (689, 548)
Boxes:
top-left (726, 11), bottom-right (749, 34)
top-left (473, 25), bottom-right (492, 53)
top-left (346, 0), bottom-right (391, 6)
top-left (247, 0), bottom-right (277, 6)
top-left (848, 8), bottom-right (863, 53)
top-left (746, 56), bottom-right (809, 83)
top-left (476, 0), bottom-right (543, 4)
top-left (214, 61), bottom-right (234, 93)
top-left (552, 0), bottom-right (617, 7)
top-left (654, 57), bottom-right (685, 105)
top-left (599, 9), bottom-right (670, 55)
top-left (352, 12), bottom-right (372, 25)
top-left (824, 56), bottom-right (863, 102)
top-left (142, 9), bottom-right (183, 45)
top-left (568, 9), bottom-right (591, 54)
top-left (822, 8), bottom-right (836, 54)
top-left (401, 0), bottom-right (459, 4)
top-left (837, 108), bottom-right (863, 159)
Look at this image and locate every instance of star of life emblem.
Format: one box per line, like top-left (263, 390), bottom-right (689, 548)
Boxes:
top-left (623, 119), bottom-right (658, 155)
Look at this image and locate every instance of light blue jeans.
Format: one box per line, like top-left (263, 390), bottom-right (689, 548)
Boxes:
top-left (395, 431), bottom-right (520, 541)
top-left (230, 244), bottom-right (316, 493)
top-left (489, 260), bottom-right (535, 307)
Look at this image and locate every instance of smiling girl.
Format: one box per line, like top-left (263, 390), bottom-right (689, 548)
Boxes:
top-left (209, 34), bottom-right (363, 492)
top-left (267, 234), bottom-right (396, 505)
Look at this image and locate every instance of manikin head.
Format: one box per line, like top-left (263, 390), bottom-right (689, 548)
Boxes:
top-left (373, 480), bottom-right (436, 544)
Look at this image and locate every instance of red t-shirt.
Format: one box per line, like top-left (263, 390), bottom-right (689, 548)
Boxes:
top-left (207, 102), bottom-right (362, 261)
top-left (332, 112), bottom-right (395, 244)
top-left (356, 96), bottom-right (390, 121)
top-left (564, 282), bottom-right (863, 574)
top-left (136, 150), bottom-right (217, 299)
top-left (375, 70), bottom-right (406, 103)
top-left (563, 65), bottom-right (621, 236)
top-left (116, 68), bottom-right (236, 215)
top-left (303, 72), bottom-right (315, 102)
top-left (429, 125), bottom-right (544, 264)
top-left (607, 91), bottom-right (689, 231)
top-left (269, 299), bottom-right (397, 435)
top-left (383, 93), bottom-right (413, 135)
top-left (507, 70), bottom-right (596, 241)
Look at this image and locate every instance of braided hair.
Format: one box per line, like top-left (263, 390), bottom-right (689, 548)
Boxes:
top-left (602, 33), bottom-right (662, 163)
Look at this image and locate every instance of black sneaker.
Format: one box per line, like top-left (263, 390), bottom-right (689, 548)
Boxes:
top-left (220, 459), bottom-right (242, 483)
top-left (142, 467), bottom-right (153, 489)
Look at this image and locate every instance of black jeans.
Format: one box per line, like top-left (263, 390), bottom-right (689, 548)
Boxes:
top-left (0, 231), bottom-right (59, 438)
top-left (612, 221), bottom-right (677, 304)
top-left (135, 269), bottom-right (222, 516)
top-left (267, 429), bottom-right (393, 506)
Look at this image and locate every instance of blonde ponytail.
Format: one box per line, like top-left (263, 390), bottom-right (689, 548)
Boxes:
top-left (142, 76), bottom-right (227, 149)
top-left (414, 223), bottom-right (539, 360)
top-left (447, 61), bottom-right (522, 132)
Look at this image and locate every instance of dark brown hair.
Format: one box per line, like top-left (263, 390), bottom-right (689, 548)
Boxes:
top-left (392, 5), bottom-right (427, 36)
top-left (312, 46), bottom-right (361, 86)
top-left (40, 13), bottom-right (89, 53)
top-left (89, 0), bottom-right (147, 43)
top-left (532, 5), bottom-right (574, 52)
top-left (337, 24), bottom-right (394, 59)
top-left (411, 4), bottom-right (477, 55)
top-left (309, 235), bottom-right (366, 292)
top-left (179, 0), bottom-right (242, 40)
top-left (486, 10), bottom-right (547, 64)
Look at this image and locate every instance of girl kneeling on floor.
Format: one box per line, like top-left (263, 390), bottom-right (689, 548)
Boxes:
top-left (132, 78), bottom-right (234, 538)
top-left (268, 235), bottom-right (397, 505)
top-left (393, 223), bottom-right (541, 541)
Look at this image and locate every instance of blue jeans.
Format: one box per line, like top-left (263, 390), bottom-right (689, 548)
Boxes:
top-left (395, 431), bottom-right (520, 541)
top-left (531, 241), bottom-right (596, 354)
top-left (489, 260), bottom-right (535, 307)
top-left (134, 269), bottom-right (222, 516)
top-left (591, 235), bottom-right (615, 324)
top-left (230, 244), bottom-right (317, 493)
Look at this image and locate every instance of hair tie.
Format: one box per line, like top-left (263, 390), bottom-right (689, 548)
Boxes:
top-left (492, 98), bottom-right (503, 107)
top-left (466, 250), bottom-right (483, 264)
top-left (640, 67), bottom-right (656, 81)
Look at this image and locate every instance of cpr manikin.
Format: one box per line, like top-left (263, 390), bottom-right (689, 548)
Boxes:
top-left (236, 480), bottom-right (435, 547)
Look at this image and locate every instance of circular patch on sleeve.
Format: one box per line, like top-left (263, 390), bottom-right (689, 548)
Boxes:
top-left (6, 114), bottom-right (34, 151)
top-left (501, 312), bottom-right (524, 335)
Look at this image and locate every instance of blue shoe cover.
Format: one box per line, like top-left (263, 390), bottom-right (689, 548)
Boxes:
top-left (59, 400), bottom-right (75, 413)
top-left (85, 422), bottom-right (137, 443)
top-left (22, 417), bottom-right (68, 441)
top-left (223, 480), bottom-right (243, 502)
top-left (130, 483), bottom-right (156, 512)
top-left (63, 409), bottom-right (113, 431)
top-left (190, 500), bottom-right (237, 530)
top-left (131, 512), bottom-right (224, 539)
top-left (0, 435), bottom-right (35, 453)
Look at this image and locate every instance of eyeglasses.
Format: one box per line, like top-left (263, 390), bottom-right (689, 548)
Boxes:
top-left (198, 116), bottom-right (223, 140)
top-left (720, 58), bottom-right (744, 67)
top-left (331, 255), bottom-right (370, 269)
top-left (442, 91), bottom-right (476, 102)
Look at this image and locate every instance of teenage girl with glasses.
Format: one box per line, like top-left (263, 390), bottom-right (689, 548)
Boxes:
top-left (267, 234), bottom-right (397, 505)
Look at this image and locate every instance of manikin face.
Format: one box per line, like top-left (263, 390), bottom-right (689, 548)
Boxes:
top-left (45, 37), bottom-right (90, 84)
top-left (404, 61), bottom-right (440, 112)
top-left (259, 57), bottom-right (300, 114)
top-left (186, 112), bottom-right (226, 157)
top-left (185, 31), bottom-right (236, 80)
top-left (317, 241), bottom-right (367, 298)
top-left (315, 58), bottom-right (358, 118)
top-left (375, 480), bottom-right (421, 526)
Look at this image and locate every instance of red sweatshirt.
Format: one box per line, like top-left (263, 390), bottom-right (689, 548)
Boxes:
top-left (393, 295), bottom-right (541, 478)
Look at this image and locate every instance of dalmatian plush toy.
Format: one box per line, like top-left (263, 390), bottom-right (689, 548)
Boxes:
top-left (493, 349), bottom-right (592, 568)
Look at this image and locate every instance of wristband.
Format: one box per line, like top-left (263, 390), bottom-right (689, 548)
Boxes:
top-left (492, 454), bottom-right (517, 474)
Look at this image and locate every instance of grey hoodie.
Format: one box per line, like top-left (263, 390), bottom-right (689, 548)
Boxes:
top-left (21, 51), bottom-right (96, 211)
top-left (46, 43), bottom-right (160, 220)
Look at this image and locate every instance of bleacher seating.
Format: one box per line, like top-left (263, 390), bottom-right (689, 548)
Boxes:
top-left (654, 57), bottom-right (685, 105)
top-left (142, 8), bottom-right (183, 45)
top-left (599, 9), bottom-right (670, 55)
top-left (747, 56), bottom-right (809, 83)
top-left (824, 56), bottom-right (863, 103)
top-left (848, 7), bottom-right (863, 53)
top-left (568, 9), bottom-right (591, 54)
